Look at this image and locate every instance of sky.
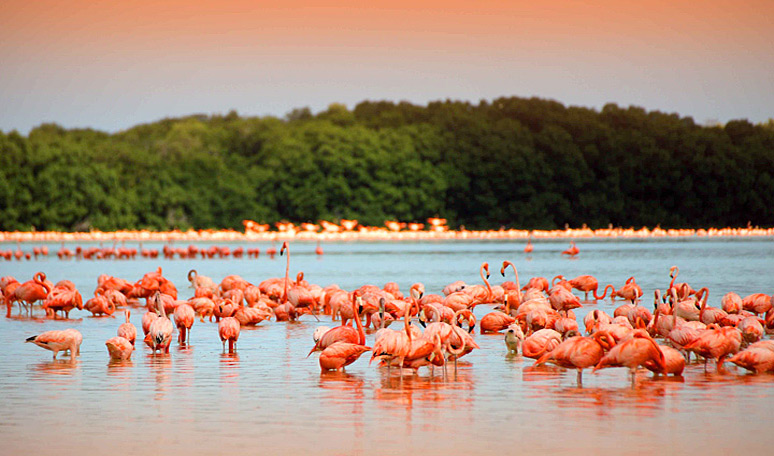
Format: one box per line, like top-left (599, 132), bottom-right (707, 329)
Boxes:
top-left (1, 0), bottom-right (773, 134)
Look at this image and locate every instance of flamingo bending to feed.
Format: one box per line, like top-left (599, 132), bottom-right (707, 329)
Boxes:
top-left (105, 336), bottom-right (133, 360)
top-left (592, 330), bottom-right (666, 385)
top-left (728, 340), bottom-right (774, 374)
top-left (218, 316), bottom-right (240, 352)
top-left (26, 329), bottom-right (82, 359)
top-left (536, 330), bottom-right (614, 385)
top-left (682, 324), bottom-right (742, 371)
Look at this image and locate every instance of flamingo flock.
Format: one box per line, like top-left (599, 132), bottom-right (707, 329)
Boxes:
top-left (3, 246), bottom-right (773, 386)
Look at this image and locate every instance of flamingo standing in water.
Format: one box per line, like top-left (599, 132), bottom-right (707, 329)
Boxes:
top-left (218, 316), bottom-right (240, 352)
top-left (14, 272), bottom-right (52, 314)
top-left (146, 293), bottom-right (174, 354)
top-left (174, 303), bottom-right (195, 345)
top-left (26, 329), bottom-right (82, 359)
top-left (592, 330), bottom-right (666, 385)
top-left (524, 236), bottom-right (534, 254)
top-left (318, 296), bottom-right (370, 371)
top-left (536, 330), bottom-right (614, 385)
top-left (371, 286), bottom-right (418, 378)
top-left (118, 310), bottom-right (137, 346)
top-left (561, 241), bottom-right (579, 257)
top-left (105, 336), bottom-right (133, 360)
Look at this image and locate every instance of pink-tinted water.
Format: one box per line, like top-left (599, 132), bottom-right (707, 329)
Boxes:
top-left (1, 239), bottom-right (773, 455)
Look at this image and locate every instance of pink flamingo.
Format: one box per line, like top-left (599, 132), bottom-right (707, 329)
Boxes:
top-left (536, 331), bottom-right (614, 385)
top-left (118, 310), bottom-right (137, 346)
top-left (319, 296), bottom-right (369, 372)
top-left (26, 329), bottom-right (82, 359)
top-left (561, 241), bottom-right (579, 257)
top-left (218, 316), bottom-right (241, 352)
top-left (146, 293), bottom-right (174, 354)
top-left (174, 303), bottom-right (195, 345)
top-left (593, 330), bottom-right (666, 385)
top-left (105, 336), bottom-right (133, 360)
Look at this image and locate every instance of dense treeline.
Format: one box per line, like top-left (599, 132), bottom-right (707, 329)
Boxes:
top-left (2, 97), bottom-right (773, 231)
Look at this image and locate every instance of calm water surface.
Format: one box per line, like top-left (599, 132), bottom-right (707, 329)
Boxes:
top-left (1, 239), bottom-right (773, 455)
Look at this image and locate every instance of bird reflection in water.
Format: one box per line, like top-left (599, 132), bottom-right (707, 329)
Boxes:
top-left (29, 358), bottom-right (79, 387)
top-left (147, 352), bottom-right (172, 399)
top-left (220, 352), bottom-right (240, 383)
top-left (318, 371), bottom-right (366, 441)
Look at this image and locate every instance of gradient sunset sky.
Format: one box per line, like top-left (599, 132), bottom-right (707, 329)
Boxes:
top-left (2, 0), bottom-right (772, 133)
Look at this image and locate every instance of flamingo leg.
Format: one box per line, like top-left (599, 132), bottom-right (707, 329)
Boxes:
top-left (576, 369), bottom-right (583, 386)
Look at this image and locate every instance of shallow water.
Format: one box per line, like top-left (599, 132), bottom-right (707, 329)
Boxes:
top-left (1, 238), bottom-right (773, 455)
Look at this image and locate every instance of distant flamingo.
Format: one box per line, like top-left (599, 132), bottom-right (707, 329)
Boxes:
top-left (105, 336), bottom-right (133, 360)
top-left (118, 310), bottom-right (137, 346)
top-left (524, 236), bottom-right (533, 254)
top-left (26, 329), bottom-right (82, 359)
top-left (561, 241), bottom-right (579, 257)
top-left (218, 316), bottom-right (240, 352)
top-left (315, 240), bottom-right (324, 256)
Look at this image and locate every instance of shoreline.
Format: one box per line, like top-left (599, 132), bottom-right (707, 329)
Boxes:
top-left (1, 226), bottom-right (773, 243)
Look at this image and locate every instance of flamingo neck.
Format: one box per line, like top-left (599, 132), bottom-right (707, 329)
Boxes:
top-left (353, 297), bottom-right (365, 345)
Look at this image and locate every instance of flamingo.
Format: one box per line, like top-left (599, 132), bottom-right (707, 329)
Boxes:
top-left (118, 310), bottom-right (137, 346)
top-left (26, 329), bottom-right (82, 359)
top-left (14, 272), bottom-right (52, 314)
top-left (592, 330), bottom-right (666, 385)
top-left (146, 293), bottom-right (174, 354)
top-left (308, 292), bottom-right (364, 355)
top-left (174, 303), bottom-right (195, 345)
top-left (188, 269), bottom-right (218, 295)
top-left (524, 236), bottom-right (533, 254)
top-left (721, 292), bottom-right (743, 314)
top-left (728, 340), bottom-right (774, 373)
top-left (742, 293), bottom-right (772, 316)
top-left (561, 241), bottom-right (579, 257)
top-left (682, 324), bottom-right (742, 371)
top-left (370, 287), bottom-right (418, 378)
top-left (645, 345), bottom-right (685, 376)
top-left (319, 297), bottom-right (369, 371)
top-left (105, 336), bottom-right (133, 360)
top-left (218, 316), bottom-right (241, 352)
top-left (535, 330), bottom-right (614, 385)
top-left (522, 329), bottom-right (563, 359)
top-left (568, 275), bottom-right (612, 301)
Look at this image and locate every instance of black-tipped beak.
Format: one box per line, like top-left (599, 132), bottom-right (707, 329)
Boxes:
top-left (501, 271), bottom-right (505, 277)
top-left (486, 273), bottom-right (490, 279)
top-left (419, 320), bottom-right (426, 328)
top-left (25, 335), bottom-right (37, 342)
top-left (358, 305), bottom-right (364, 314)
top-left (469, 324), bottom-right (475, 333)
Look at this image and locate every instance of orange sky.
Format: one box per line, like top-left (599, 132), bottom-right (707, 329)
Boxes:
top-left (2, 1), bottom-right (773, 132)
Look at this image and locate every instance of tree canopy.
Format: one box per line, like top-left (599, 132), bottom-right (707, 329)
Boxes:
top-left (2, 97), bottom-right (773, 231)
